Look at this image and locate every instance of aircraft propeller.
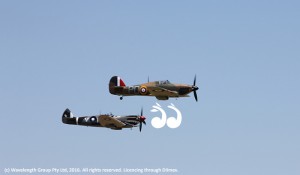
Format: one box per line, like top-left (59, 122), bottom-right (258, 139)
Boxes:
top-left (139, 108), bottom-right (146, 132)
top-left (192, 75), bottom-right (199, 102)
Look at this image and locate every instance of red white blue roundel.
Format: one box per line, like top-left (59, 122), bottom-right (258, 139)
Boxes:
top-left (139, 86), bottom-right (148, 95)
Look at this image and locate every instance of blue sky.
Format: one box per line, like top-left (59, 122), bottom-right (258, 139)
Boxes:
top-left (0, 1), bottom-right (299, 174)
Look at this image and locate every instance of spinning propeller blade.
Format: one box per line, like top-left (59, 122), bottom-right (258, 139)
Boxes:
top-left (192, 75), bottom-right (199, 102)
top-left (139, 108), bottom-right (146, 132)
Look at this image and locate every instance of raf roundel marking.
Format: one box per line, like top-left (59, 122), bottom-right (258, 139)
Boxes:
top-left (90, 116), bottom-right (97, 123)
top-left (139, 86), bottom-right (148, 95)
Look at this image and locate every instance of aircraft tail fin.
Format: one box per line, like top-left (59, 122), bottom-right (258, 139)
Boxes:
top-left (109, 76), bottom-right (126, 87)
top-left (62, 108), bottom-right (73, 118)
top-left (62, 108), bottom-right (76, 124)
top-left (109, 76), bottom-right (126, 95)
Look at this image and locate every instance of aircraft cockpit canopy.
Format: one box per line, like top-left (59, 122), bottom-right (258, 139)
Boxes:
top-left (159, 80), bottom-right (171, 85)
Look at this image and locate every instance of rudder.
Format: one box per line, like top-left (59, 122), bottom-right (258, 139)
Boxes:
top-left (62, 108), bottom-right (76, 124)
top-left (109, 76), bottom-right (126, 87)
top-left (109, 76), bottom-right (126, 94)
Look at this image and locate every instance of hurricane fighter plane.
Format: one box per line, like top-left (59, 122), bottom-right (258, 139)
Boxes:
top-left (62, 108), bottom-right (146, 132)
top-left (109, 75), bottom-right (199, 101)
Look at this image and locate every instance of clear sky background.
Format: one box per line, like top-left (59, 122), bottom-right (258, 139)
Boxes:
top-left (0, 1), bottom-right (299, 174)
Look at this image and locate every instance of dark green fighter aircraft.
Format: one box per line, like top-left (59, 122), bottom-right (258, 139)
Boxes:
top-left (109, 76), bottom-right (199, 101)
top-left (62, 108), bottom-right (146, 132)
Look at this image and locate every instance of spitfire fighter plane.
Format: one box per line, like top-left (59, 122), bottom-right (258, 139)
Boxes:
top-left (109, 76), bottom-right (199, 101)
top-left (62, 108), bottom-right (146, 132)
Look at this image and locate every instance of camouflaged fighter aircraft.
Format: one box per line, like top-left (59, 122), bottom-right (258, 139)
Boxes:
top-left (109, 75), bottom-right (199, 101)
top-left (62, 108), bottom-right (146, 132)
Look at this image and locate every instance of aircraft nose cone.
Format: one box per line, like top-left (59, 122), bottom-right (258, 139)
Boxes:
top-left (139, 116), bottom-right (146, 122)
top-left (193, 86), bottom-right (199, 91)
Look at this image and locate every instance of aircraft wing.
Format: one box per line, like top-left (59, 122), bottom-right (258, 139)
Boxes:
top-left (99, 115), bottom-right (126, 128)
top-left (148, 87), bottom-right (179, 97)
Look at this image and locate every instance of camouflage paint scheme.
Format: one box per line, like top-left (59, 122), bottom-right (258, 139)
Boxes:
top-left (62, 108), bottom-right (146, 132)
top-left (109, 76), bottom-right (199, 101)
